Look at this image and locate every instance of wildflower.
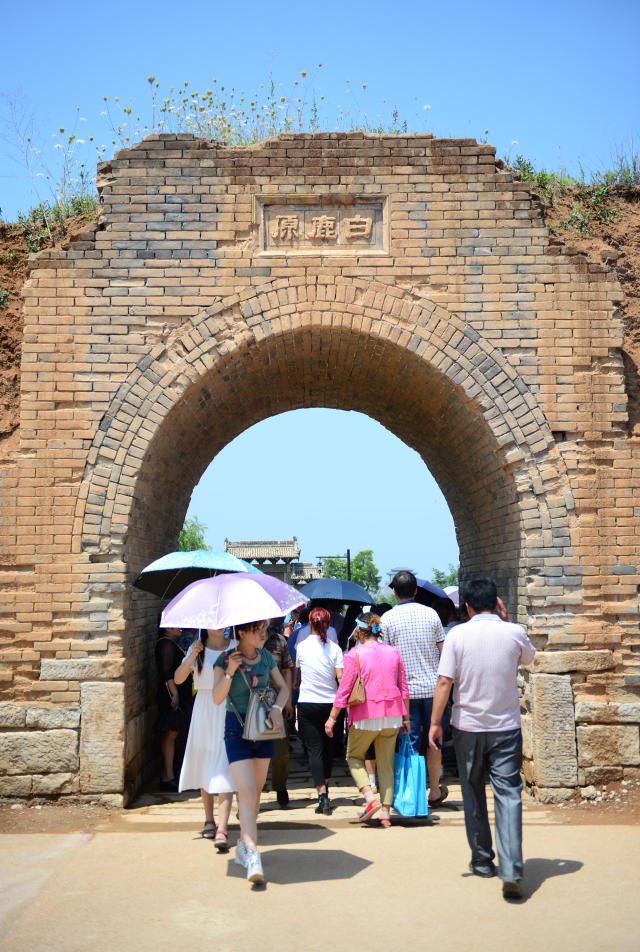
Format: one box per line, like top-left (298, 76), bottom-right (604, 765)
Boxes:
top-left (148, 76), bottom-right (155, 84)
top-left (512, 140), bottom-right (518, 145)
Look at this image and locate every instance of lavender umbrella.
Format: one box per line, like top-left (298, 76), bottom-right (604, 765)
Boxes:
top-left (444, 585), bottom-right (460, 607)
top-left (160, 573), bottom-right (308, 630)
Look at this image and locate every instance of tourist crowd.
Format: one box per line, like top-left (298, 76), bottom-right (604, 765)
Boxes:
top-left (155, 571), bottom-right (534, 899)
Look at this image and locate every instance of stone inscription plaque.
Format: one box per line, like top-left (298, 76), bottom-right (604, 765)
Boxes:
top-left (257, 199), bottom-right (387, 254)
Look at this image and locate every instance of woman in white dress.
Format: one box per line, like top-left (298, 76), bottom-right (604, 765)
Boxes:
top-left (174, 628), bottom-right (236, 851)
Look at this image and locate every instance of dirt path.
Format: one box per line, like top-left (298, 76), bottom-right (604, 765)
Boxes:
top-left (1, 776), bottom-right (639, 952)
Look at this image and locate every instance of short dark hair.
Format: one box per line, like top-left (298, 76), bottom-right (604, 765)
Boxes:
top-left (390, 570), bottom-right (417, 599)
top-left (462, 578), bottom-right (498, 612)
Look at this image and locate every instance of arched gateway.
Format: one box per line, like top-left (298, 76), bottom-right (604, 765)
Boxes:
top-left (1, 133), bottom-right (638, 804)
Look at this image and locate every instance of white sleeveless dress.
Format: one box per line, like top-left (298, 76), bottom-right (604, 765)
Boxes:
top-left (179, 643), bottom-right (236, 793)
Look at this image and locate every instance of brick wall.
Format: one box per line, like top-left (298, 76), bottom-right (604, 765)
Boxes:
top-left (0, 132), bottom-right (638, 803)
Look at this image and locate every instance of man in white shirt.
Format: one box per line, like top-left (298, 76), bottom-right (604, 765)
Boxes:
top-left (382, 570), bottom-right (447, 805)
top-left (429, 577), bottom-right (535, 901)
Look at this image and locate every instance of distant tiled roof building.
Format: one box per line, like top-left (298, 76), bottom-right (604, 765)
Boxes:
top-left (224, 538), bottom-right (300, 563)
top-left (223, 538), bottom-right (323, 586)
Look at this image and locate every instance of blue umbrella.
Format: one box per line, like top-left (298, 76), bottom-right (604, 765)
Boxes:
top-left (134, 549), bottom-right (262, 600)
top-left (297, 577), bottom-right (374, 605)
top-left (414, 576), bottom-right (447, 607)
top-left (415, 577), bottom-right (448, 599)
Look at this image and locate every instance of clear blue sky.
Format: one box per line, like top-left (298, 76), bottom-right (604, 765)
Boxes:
top-left (188, 410), bottom-right (458, 585)
top-left (2, 0), bottom-right (638, 219)
top-left (2, 0), bottom-right (638, 582)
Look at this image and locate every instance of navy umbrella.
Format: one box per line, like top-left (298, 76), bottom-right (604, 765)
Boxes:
top-left (414, 577), bottom-right (448, 599)
top-left (414, 576), bottom-right (448, 608)
top-left (298, 577), bottom-right (374, 605)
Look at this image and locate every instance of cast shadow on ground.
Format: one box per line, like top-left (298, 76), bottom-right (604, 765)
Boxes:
top-left (387, 814), bottom-right (439, 827)
top-left (185, 823), bottom-right (335, 846)
top-left (226, 847), bottom-right (372, 886)
top-left (259, 793), bottom-right (361, 813)
top-left (522, 857), bottom-right (583, 899)
top-left (460, 857), bottom-right (582, 902)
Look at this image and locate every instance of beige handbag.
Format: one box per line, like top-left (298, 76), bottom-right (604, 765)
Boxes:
top-left (347, 647), bottom-right (366, 707)
top-left (229, 666), bottom-right (286, 741)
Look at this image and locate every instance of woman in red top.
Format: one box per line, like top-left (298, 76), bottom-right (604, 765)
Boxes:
top-left (325, 612), bottom-right (410, 827)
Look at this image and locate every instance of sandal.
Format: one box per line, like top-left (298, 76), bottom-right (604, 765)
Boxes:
top-left (358, 799), bottom-right (381, 822)
top-left (200, 821), bottom-right (217, 839)
top-left (428, 785), bottom-right (449, 808)
top-left (379, 817), bottom-right (392, 828)
top-left (214, 830), bottom-right (229, 852)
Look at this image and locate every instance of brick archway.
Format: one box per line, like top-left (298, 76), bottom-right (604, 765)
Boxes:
top-left (72, 276), bottom-right (581, 796)
top-left (3, 132), bottom-right (637, 804)
top-left (77, 275), bottom-right (576, 601)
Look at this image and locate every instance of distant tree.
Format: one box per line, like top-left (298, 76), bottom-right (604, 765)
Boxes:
top-left (351, 550), bottom-right (381, 593)
top-left (431, 563), bottom-right (459, 588)
top-left (178, 516), bottom-right (209, 551)
top-left (322, 556), bottom-right (349, 580)
top-left (374, 586), bottom-right (398, 608)
top-left (322, 550), bottom-right (381, 594)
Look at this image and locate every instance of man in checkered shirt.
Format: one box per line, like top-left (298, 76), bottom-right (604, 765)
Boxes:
top-left (381, 570), bottom-right (447, 806)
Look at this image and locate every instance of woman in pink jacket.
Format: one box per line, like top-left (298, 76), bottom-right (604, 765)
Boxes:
top-left (325, 612), bottom-right (410, 827)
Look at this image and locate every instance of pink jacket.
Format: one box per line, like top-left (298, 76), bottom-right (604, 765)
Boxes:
top-left (334, 640), bottom-right (409, 726)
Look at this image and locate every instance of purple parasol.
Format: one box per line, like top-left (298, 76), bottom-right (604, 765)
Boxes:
top-left (160, 572), bottom-right (308, 630)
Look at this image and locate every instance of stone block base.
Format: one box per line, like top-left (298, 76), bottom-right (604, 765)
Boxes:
top-left (532, 786), bottom-right (576, 804)
top-left (578, 766), bottom-right (623, 785)
top-left (577, 725), bottom-right (640, 767)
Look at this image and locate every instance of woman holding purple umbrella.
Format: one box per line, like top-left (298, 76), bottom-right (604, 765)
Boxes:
top-left (213, 618), bottom-right (289, 886)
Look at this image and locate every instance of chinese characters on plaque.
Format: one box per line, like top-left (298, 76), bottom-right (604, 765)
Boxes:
top-left (261, 201), bottom-right (385, 253)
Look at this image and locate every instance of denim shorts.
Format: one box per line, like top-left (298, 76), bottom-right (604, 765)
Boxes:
top-left (224, 710), bottom-right (275, 763)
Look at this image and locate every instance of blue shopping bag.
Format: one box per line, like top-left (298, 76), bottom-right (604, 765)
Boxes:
top-left (392, 732), bottom-right (429, 817)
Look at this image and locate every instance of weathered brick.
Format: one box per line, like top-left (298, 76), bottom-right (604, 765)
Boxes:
top-left (1, 131), bottom-right (637, 803)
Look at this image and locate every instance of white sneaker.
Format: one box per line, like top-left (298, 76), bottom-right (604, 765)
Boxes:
top-left (246, 849), bottom-right (264, 884)
top-left (234, 840), bottom-right (247, 868)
